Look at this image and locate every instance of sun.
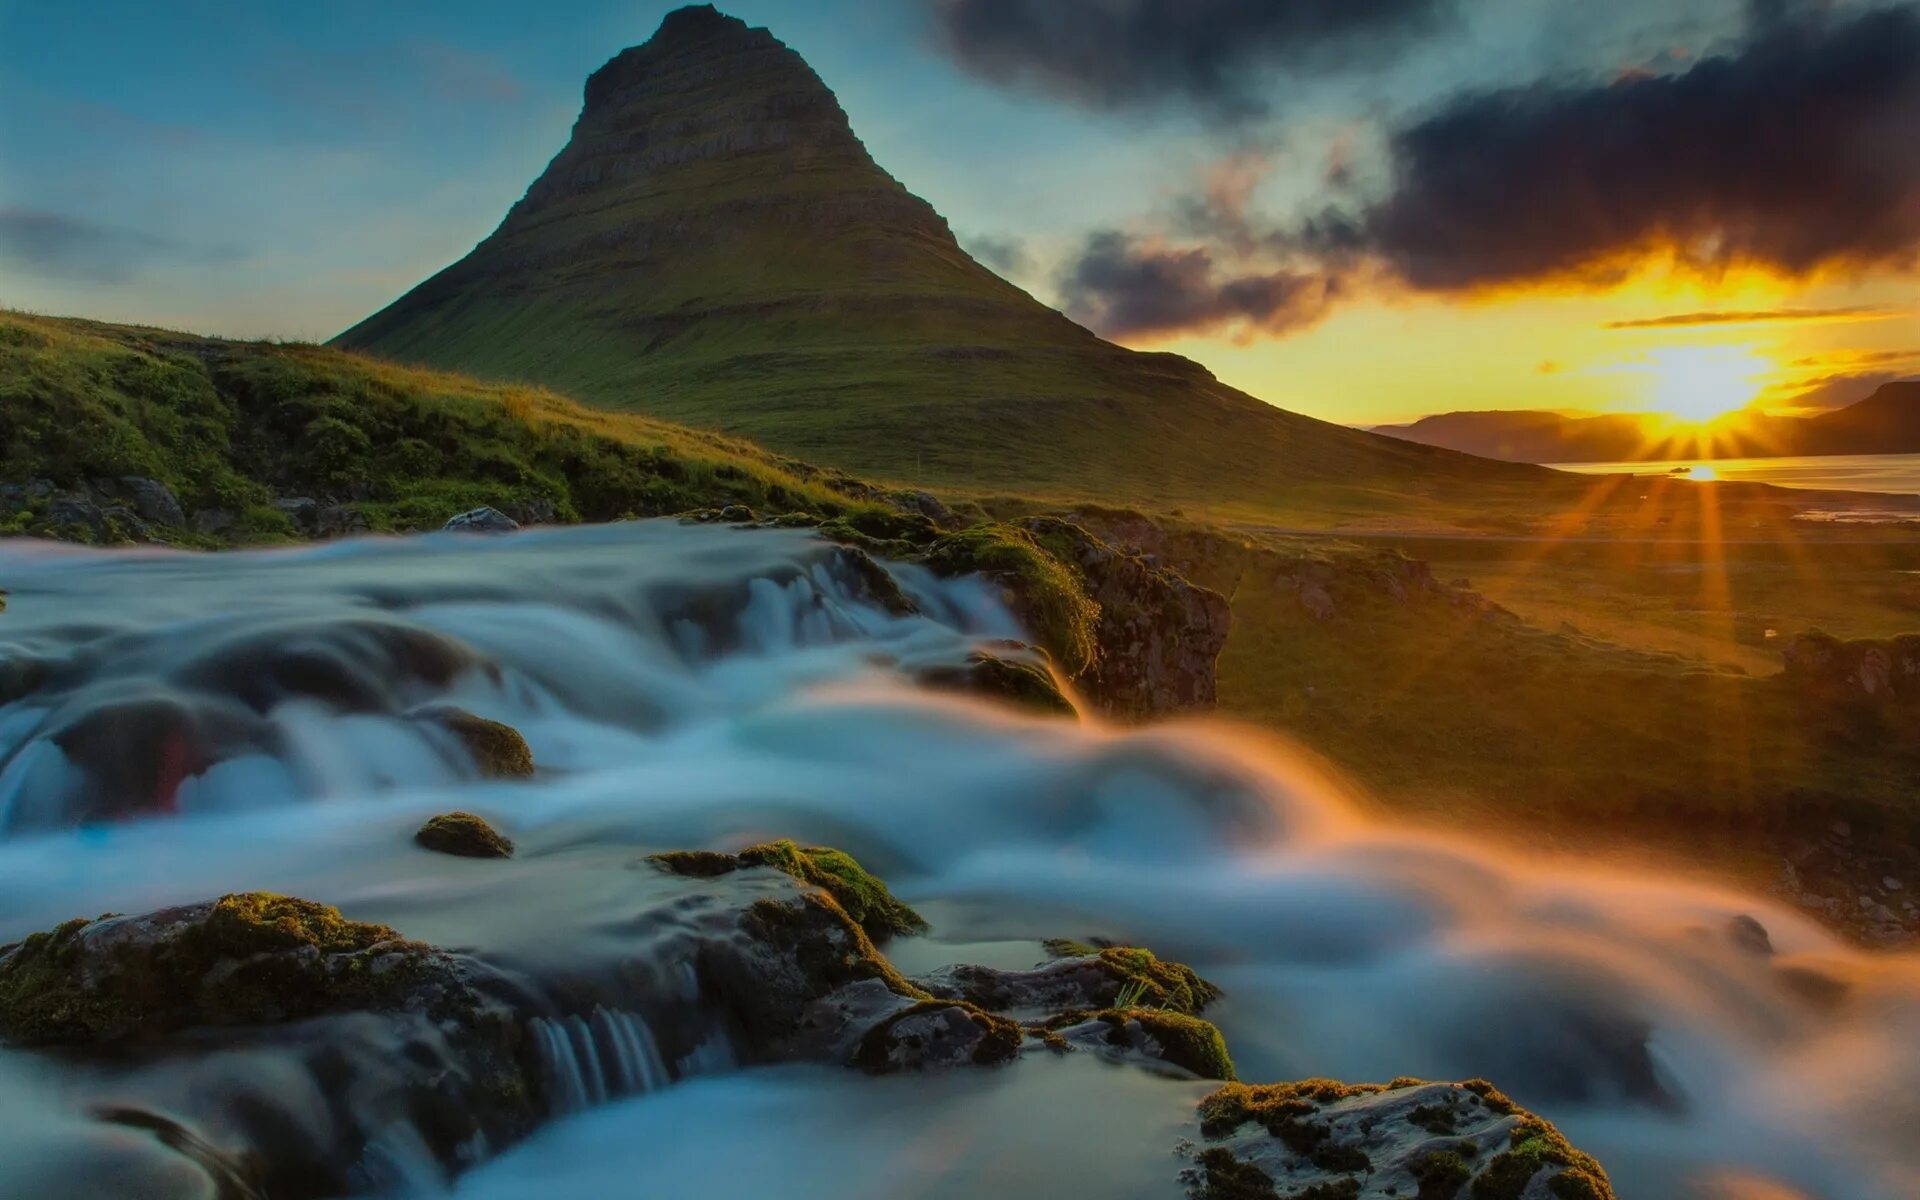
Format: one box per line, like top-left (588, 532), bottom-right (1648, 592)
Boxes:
top-left (1642, 344), bottom-right (1771, 424)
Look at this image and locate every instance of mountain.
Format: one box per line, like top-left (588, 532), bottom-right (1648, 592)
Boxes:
top-left (334, 5), bottom-right (1556, 519)
top-left (1371, 410), bottom-right (1654, 464)
top-left (1377, 382), bottom-right (1920, 464)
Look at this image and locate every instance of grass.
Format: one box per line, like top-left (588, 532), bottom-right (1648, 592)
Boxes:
top-left (1197, 526), bottom-right (1920, 867)
top-left (0, 311), bottom-right (884, 544)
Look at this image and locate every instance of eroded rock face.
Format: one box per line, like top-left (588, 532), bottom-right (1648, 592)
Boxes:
top-left (1782, 630), bottom-right (1920, 707)
top-left (1016, 517), bottom-right (1231, 719)
top-left (1188, 1078), bottom-right (1616, 1200)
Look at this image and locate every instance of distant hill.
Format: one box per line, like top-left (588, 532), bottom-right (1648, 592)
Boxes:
top-left (1376, 381), bottom-right (1920, 463)
top-left (334, 5), bottom-right (1559, 520)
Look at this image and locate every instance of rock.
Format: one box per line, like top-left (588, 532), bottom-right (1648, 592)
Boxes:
top-left (916, 944), bottom-right (1219, 1015)
top-left (1832, 820), bottom-right (1853, 840)
top-left (1051, 1008), bottom-right (1236, 1080)
top-left (0, 893), bottom-right (474, 1046)
top-left (850, 1000), bottom-right (1023, 1073)
top-left (1188, 1078), bottom-right (1616, 1200)
top-left (39, 496), bottom-right (108, 542)
top-left (191, 507), bottom-right (235, 536)
top-left (1014, 516), bottom-right (1232, 719)
top-left (650, 839), bottom-right (927, 939)
top-left (1782, 631), bottom-right (1920, 705)
top-left (272, 496), bottom-right (319, 531)
top-left (892, 489), bottom-right (959, 529)
top-left (444, 506), bottom-right (521, 533)
top-left (1727, 914), bottom-right (1774, 956)
top-left (502, 497), bottom-right (559, 526)
top-left (419, 707), bottom-right (537, 778)
top-left (916, 648), bottom-right (1075, 716)
top-left (311, 504), bottom-right (369, 539)
top-left (1885, 876), bottom-right (1904, 891)
top-left (115, 477), bottom-right (187, 527)
top-left (415, 811), bottom-right (514, 858)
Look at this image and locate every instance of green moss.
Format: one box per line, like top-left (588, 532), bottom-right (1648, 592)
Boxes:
top-left (1471, 1118), bottom-right (1616, 1200)
top-left (1416, 1150), bottom-right (1473, 1200)
top-left (0, 893), bottom-right (442, 1046)
top-left (1095, 946), bottom-right (1220, 1014)
top-left (414, 811), bottom-right (515, 859)
top-left (652, 839), bottom-right (927, 940)
top-left (741, 892), bottom-right (929, 1001)
top-left (1195, 1147), bottom-right (1278, 1200)
top-left (919, 524), bottom-right (1100, 676)
top-left (1101, 1007), bottom-right (1235, 1081)
top-left (850, 999), bottom-right (1024, 1072)
top-left (428, 709), bottom-right (536, 779)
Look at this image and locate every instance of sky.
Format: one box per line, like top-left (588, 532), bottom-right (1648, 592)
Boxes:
top-left (0, 0), bottom-right (1915, 427)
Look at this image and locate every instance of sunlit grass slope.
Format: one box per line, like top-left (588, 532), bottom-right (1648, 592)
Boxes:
top-left (0, 311), bottom-right (871, 542)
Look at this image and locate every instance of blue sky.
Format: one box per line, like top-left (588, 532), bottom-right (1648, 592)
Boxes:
top-left (2, 0), bottom-right (1913, 424)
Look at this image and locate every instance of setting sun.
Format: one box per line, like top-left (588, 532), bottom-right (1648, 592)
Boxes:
top-left (1643, 344), bottom-right (1771, 423)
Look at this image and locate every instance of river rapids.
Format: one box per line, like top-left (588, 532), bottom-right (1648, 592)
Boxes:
top-left (0, 521), bottom-right (1915, 1199)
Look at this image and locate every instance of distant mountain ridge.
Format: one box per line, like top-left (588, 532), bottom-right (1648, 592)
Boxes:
top-left (335, 4), bottom-right (1558, 517)
top-left (1377, 381), bottom-right (1920, 463)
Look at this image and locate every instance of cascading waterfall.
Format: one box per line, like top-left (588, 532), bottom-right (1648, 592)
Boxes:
top-left (0, 520), bottom-right (1916, 1199)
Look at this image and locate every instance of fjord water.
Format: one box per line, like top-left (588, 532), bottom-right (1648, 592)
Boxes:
top-left (0, 523), bottom-right (1916, 1199)
top-left (1552, 451), bottom-right (1920, 496)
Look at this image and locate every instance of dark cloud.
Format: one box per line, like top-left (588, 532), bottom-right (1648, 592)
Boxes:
top-left (1605, 306), bottom-right (1895, 329)
top-left (0, 208), bottom-right (241, 284)
top-left (929, 0), bottom-right (1450, 118)
top-left (1341, 3), bottom-right (1920, 290)
top-left (963, 232), bottom-right (1032, 278)
top-left (1058, 230), bottom-right (1339, 340)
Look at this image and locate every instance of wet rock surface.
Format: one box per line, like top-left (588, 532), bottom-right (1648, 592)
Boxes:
top-left (1186, 1078), bottom-right (1616, 1200)
top-left (445, 506), bottom-right (522, 533)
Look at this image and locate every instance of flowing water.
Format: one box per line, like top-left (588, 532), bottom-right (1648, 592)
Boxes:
top-left (0, 521), bottom-right (1916, 1199)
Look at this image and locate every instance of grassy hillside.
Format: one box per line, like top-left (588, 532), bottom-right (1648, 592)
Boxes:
top-left (334, 6), bottom-right (1566, 523)
top-left (0, 311), bottom-right (878, 543)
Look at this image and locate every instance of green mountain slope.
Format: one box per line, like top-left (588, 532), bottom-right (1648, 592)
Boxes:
top-left (334, 5), bottom-right (1561, 521)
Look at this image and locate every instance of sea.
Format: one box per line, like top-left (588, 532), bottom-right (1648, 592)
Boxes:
top-left (1550, 451), bottom-right (1920, 495)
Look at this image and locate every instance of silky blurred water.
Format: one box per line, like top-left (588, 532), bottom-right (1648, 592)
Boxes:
top-left (0, 522), bottom-right (1914, 1200)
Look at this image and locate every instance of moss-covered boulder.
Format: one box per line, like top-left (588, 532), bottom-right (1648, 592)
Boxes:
top-left (0, 893), bottom-right (472, 1047)
top-left (917, 943), bottom-right (1219, 1015)
top-left (650, 839), bottom-right (927, 939)
top-left (850, 999), bottom-right (1025, 1073)
top-left (415, 811), bottom-right (515, 858)
top-left (1190, 1078), bottom-right (1616, 1200)
top-left (422, 707), bottom-right (536, 779)
top-left (1057, 1007), bottom-right (1236, 1080)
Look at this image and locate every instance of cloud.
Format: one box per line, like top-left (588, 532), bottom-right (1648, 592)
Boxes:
top-left (1058, 230), bottom-right (1340, 340)
top-left (1605, 306), bottom-right (1899, 329)
top-left (928, 0), bottom-right (1451, 118)
top-left (0, 208), bottom-right (241, 284)
top-left (1333, 2), bottom-right (1920, 290)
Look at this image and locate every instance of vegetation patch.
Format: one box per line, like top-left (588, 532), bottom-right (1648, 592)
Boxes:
top-left (1094, 946), bottom-right (1221, 1014)
top-left (0, 893), bottom-right (454, 1046)
top-left (415, 811), bottom-right (515, 859)
top-left (651, 839), bottom-right (927, 939)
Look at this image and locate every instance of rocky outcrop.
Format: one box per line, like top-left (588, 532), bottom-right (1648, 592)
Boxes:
top-left (415, 811), bottom-right (515, 858)
top-left (0, 478), bottom-right (182, 545)
top-left (1016, 517), bottom-right (1231, 718)
top-left (1781, 630), bottom-right (1920, 707)
top-left (1772, 820), bottom-right (1919, 947)
top-left (1188, 1078), bottom-right (1616, 1200)
top-left (445, 506), bottom-right (521, 533)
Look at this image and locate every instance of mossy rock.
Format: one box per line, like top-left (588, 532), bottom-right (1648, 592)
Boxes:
top-left (1095, 946), bottom-right (1220, 1013)
top-left (651, 839), bottom-right (927, 939)
top-left (1195, 1078), bottom-right (1616, 1200)
top-left (919, 523), bottom-right (1100, 677)
top-left (415, 811), bottom-right (515, 859)
top-left (0, 893), bottom-right (466, 1046)
top-left (850, 999), bottom-right (1024, 1073)
top-left (1105, 1007), bottom-right (1235, 1080)
top-left (739, 892), bottom-right (929, 1003)
top-left (918, 650), bottom-right (1074, 716)
top-left (423, 707), bottom-right (536, 779)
